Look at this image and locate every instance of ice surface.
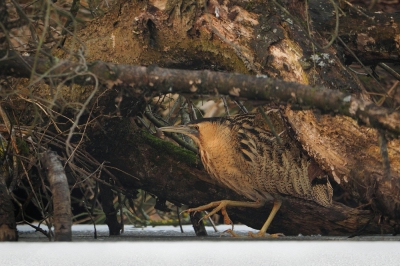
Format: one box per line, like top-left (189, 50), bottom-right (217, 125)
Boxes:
top-left (0, 224), bottom-right (399, 266)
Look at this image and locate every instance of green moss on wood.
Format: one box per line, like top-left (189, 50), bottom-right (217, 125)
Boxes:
top-left (16, 138), bottom-right (29, 156)
top-left (141, 131), bottom-right (198, 166)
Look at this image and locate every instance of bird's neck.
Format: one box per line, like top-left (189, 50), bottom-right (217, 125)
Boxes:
top-left (198, 124), bottom-right (233, 155)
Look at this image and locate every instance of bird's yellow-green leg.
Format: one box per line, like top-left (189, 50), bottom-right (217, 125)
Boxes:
top-left (248, 199), bottom-right (283, 238)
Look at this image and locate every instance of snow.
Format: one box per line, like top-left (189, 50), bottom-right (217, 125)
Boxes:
top-left (0, 224), bottom-right (399, 266)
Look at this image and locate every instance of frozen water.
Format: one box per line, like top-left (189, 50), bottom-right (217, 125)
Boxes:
top-left (0, 224), bottom-right (398, 266)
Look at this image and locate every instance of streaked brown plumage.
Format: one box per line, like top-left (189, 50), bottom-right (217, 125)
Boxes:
top-left (160, 113), bottom-right (332, 237)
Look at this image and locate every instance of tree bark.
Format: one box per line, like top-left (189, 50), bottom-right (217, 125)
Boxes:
top-left (308, 0), bottom-right (400, 64)
top-left (0, 174), bottom-right (17, 241)
top-left (40, 151), bottom-right (72, 241)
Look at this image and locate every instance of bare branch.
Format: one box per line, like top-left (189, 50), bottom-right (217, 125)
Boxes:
top-left (1, 50), bottom-right (399, 135)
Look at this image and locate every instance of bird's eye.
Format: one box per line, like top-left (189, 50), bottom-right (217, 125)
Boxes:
top-left (193, 125), bottom-right (199, 130)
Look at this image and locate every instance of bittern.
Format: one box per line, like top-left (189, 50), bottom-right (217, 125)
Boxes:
top-left (160, 113), bottom-right (333, 237)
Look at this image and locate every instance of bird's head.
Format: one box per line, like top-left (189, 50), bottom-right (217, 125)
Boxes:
top-left (159, 118), bottom-right (224, 146)
top-left (159, 123), bottom-right (201, 144)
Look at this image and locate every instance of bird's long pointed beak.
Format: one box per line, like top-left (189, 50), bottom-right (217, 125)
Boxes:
top-left (159, 125), bottom-right (195, 135)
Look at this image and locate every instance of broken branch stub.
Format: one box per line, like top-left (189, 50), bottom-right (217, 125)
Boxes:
top-left (40, 151), bottom-right (72, 241)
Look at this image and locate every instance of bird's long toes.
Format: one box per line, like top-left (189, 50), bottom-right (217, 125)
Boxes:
top-left (248, 231), bottom-right (263, 238)
top-left (221, 229), bottom-right (242, 238)
top-left (269, 233), bottom-right (285, 237)
top-left (248, 231), bottom-right (285, 238)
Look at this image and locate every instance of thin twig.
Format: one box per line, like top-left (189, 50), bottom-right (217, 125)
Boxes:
top-left (257, 107), bottom-right (282, 145)
top-left (65, 70), bottom-right (99, 164)
top-left (82, 200), bottom-right (98, 239)
top-left (166, 94), bottom-right (181, 122)
top-left (337, 36), bottom-right (388, 97)
top-left (321, 0), bottom-right (340, 49)
top-left (234, 100), bottom-right (248, 114)
top-left (221, 96), bottom-right (230, 116)
top-left (378, 130), bottom-right (391, 181)
top-left (204, 211), bottom-right (218, 232)
top-left (177, 206), bottom-right (184, 233)
top-left (118, 192), bottom-right (124, 234)
top-left (378, 63), bottom-right (400, 81)
top-left (344, 0), bottom-right (375, 20)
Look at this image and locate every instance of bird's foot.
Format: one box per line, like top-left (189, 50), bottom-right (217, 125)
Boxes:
top-left (248, 231), bottom-right (285, 238)
top-left (221, 229), bottom-right (284, 238)
top-left (182, 200), bottom-right (234, 228)
top-left (222, 229), bottom-right (242, 237)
